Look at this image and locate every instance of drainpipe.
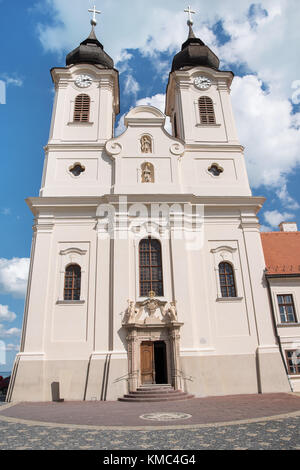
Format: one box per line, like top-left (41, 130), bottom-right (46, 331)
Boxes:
top-left (265, 273), bottom-right (293, 392)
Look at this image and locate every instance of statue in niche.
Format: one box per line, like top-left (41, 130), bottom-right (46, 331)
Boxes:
top-left (141, 162), bottom-right (154, 183)
top-left (141, 135), bottom-right (152, 154)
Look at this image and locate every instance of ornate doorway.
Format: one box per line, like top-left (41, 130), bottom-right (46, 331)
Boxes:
top-left (123, 295), bottom-right (183, 392)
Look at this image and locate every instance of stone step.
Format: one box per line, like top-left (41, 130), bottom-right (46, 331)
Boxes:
top-left (123, 390), bottom-right (184, 399)
top-left (118, 393), bottom-right (194, 403)
top-left (118, 386), bottom-right (194, 402)
top-left (137, 387), bottom-right (175, 393)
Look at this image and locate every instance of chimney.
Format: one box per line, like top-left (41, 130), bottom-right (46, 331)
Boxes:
top-left (279, 222), bottom-right (298, 232)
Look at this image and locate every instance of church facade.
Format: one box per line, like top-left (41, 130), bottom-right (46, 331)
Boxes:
top-left (7, 13), bottom-right (291, 402)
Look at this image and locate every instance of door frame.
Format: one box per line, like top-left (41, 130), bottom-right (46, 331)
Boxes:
top-left (124, 323), bottom-right (183, 392)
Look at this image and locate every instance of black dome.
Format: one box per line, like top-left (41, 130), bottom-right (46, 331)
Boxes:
top-left (171, 25), bottom-right (220, 72)
top-left (66, 27), bottom-right (114, 68)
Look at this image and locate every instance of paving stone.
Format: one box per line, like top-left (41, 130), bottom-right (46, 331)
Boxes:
top-left (0, 394), bottom-right (299, 450)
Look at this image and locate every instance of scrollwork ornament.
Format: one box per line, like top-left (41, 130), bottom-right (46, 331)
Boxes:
top-left (170, 142), bottom-right (184, 156)
top-left (105, 141), bottom-right (122, 156)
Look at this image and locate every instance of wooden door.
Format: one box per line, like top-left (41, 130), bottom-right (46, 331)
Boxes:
top-left (141, 342), bottom-right (154, 384)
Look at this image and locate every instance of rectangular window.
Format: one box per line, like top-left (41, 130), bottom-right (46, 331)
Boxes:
top-left (286, 350), bottom-right (300, 375)
top-left (139, 237), bottom-right (164, 297)
top-left (277, 295), bottom-right (297, 323)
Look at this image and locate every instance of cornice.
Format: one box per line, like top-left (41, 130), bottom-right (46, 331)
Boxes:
top-left (44, 143), bottom-right (106, 152)
top-left (26, 195), bottom-right (266, 215)
top-left (184, 143), bottom-right (245, 152)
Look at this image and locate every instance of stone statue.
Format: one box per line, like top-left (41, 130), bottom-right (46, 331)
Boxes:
top-left (141, 135), bottom-right (152, 154)
top-left (168, 301), bottom-right (178, 322)
top-left (142, 163), bottom-right (153, 183)
top-left (125, 300), bottom-right (137, 324)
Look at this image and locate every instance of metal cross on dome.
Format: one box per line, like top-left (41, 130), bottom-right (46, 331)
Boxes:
top-left (184, 5), bottom-right (196, 25)
top-left (88, 5), bottom-right (101, 26)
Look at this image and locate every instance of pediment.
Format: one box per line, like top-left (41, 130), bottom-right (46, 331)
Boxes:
top-left (125, 105), bottom-right (165, 124)
top-left (105, 105), bottom-right (184, 159)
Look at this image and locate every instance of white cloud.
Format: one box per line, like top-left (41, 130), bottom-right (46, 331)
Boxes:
top-left (124, 74), bottom-right (140, 96)
top-left (264, 210), bottom-right (295, 228)
top-left (5, 343), bottom-right (20, 352)
top-left (231, 75), bottom-right (300, 189)
top-left (276, 184), bottom-right (300, 210)
top-left (259, 224), bottom-right (272, 232)
top-left (0, 258), bottom-right (30, 297)
top-left (1, 208), bottom-right (11, 216)
top-left (0, 74), bottom-right (23, 87)
top-left (0, 305), bottom-right (16, 323)
top-left (0, 324), bottom-right (21, 339)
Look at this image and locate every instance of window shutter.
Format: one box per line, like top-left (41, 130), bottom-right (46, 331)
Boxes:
top-left (199, 96), bottom-right (216, 124)
top-left (74, 94), bottom-right (90, 122)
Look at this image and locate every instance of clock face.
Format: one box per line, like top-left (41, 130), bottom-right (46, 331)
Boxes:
top-left (75, 75), bottom-right (93, 88)
top-left (194, 76), bottom-right (212, 90)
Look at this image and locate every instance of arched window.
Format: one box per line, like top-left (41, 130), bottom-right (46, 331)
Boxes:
top-left (64, 264), bottom-right (81, 300)
top-left (199, 96), bottom-right (216, 124)
top-left (73, 94), bottom-right (90, 122)
top-left (139, 237), bottom-right (164, 297)
top-left (219, 262), bottom-right (236, 298)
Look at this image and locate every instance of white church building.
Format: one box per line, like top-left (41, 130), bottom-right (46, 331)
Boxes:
top-left (7, 8), bottom-right (292, 402)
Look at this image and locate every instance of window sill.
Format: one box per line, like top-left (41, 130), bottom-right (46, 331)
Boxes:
top-left (67, 122), bottom-right (94, 126)
top-left (277, 323), bottom-right (300, 328)
top-left (196, 123), bottom-right (221, 128)
top-left (56, 300), bottom-right (85, 305)
top-left (216, 297), bottom-right (243, 302)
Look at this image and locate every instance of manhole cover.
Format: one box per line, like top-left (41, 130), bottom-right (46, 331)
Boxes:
top-left (140, 412), bottom-right (192, 422)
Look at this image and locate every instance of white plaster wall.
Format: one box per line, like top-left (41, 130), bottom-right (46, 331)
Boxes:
top-left (40, 148), bottom-right (112, 197)
top-left (269, 277), bottom-right (300, 391)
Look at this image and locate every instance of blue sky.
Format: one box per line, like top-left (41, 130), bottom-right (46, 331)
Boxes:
top-left (1, 0), bottom-right (300, 371)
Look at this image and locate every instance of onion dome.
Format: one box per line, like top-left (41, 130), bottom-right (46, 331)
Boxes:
top-left (171, 19), bottom-right (219, 72)
top-left (66, 25), bottom-right (114, 68)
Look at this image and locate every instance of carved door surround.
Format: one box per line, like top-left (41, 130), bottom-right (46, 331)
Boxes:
top-left (123, 296), bottom-right (183, 392)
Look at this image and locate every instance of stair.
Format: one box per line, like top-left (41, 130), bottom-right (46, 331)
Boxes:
top-left (118, 384), bottom-right (194, 402)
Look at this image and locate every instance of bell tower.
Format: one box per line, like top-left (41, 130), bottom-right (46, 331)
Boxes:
top-left (40, 8), bottom-right (119, 197)
top-left (166, 8), bottom-right (239, 146)
top-left (165, 9), bottom-right (251, 197)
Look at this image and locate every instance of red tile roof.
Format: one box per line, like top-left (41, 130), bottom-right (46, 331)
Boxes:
top-left (261, 232), bottom-right (300, 275)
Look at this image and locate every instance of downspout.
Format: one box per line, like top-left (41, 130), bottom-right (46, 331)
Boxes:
top-left (265, 273), bottom-right (293, 392)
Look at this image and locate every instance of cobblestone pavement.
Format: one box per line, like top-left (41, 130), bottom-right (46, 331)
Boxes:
top-left (0, 394), bottom-right (299, 450)
top-left (0, 412), bottom-right (299, 450)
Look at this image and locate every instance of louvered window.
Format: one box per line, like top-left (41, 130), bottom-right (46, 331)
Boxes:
top-left (139, 237), bottom-right (164, 297)
top-left (64, 264), bottom-right (81, 301)
top-left (219, 262), bottom-right (237, 298)
top-left (74, 94), bottom-right (90, 122)
top-left (199, 96), bottom-right (216, 124)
